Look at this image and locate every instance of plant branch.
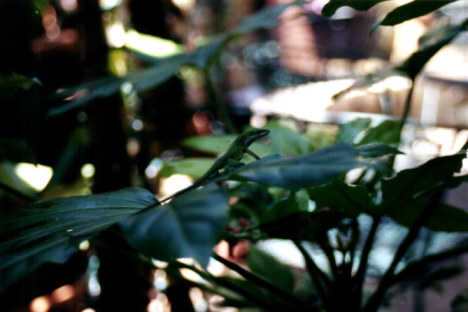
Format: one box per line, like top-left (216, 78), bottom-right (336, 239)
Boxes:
top-left (363, 193), bottom-right (444, 312)
top-left (352, 215), bottom-right (380, 308)
top-left (398, 77), bottom-right (415, 139)
top-left (319, 236), bottom-right (339, 281)
top-left (213, 253), bottom-right (315, 311)
top-left (294, 240), bottom-right (330, 302)
top-left (172, 261), bottom-right (286, 311)
top-left (203, 67), bottom-right (237, 134)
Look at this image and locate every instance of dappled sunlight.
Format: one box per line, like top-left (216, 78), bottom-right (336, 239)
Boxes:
top-left (15, 163), bottom-right (53, 191)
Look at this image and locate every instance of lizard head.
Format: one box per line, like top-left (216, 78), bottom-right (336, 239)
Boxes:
top-left (240, 128), bottom-right (270, 147)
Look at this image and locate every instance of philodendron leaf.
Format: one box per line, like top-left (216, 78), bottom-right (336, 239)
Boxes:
top-left (0, 73), bottom-right (41, 98)
top-left (183, 133), bottom-right (270, 158)
top-left (322, 0), bottom-right (389, 17)
top-left (229, 142), bottom-right (367, 189)
top-left (308, 179), bottom-right (375, 216)
top-left (358, 120), bottom-right (401, 146)
top-left (390, 199), bottom-right (468, 232)
top-left (119, 185), bottom-right (229, 267)
top-left (159, 158), bottom-right (214, 178)
top-left (333, 20), bottom-right (467, 98)
top-left (338, 118), bottom-right (372, 143)
top-left (0, 187), bottom-right (155, 293)
top-left (50, 3), bottom-right (296, 116)
top-left (372, 0), bottom-right (457, 32)
top-left (396, 19), bottom-right (468, 78)
top-left (259, 211), bottom-right (346, 241)
top-left (247, 247), bottom-right (295, 294)
top-left (380, 152), bottom-right (466, 212)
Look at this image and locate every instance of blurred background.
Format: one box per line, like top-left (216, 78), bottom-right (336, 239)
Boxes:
top-left (0, 0), bottom-right (467, 311)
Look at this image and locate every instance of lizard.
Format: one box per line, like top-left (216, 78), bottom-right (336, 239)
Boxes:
top-left (158, 128), bottom-right (270, 204)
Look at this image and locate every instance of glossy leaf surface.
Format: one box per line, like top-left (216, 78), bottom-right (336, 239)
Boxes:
top-left (120, 186), bottom-right (229, 267)
top-left (0, 188), bottom-right (155, 292)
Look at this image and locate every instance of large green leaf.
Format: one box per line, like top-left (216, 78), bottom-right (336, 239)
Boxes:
top-left (308, 179), bottom-right (375, 216)
top-left (390, 199), bottom-right (468, 232)
top-left (50, 3), bottom-right (295, 116)
top-left (259, 211), bottom-right (346, 241)
top-left (228, 142), bottom-right (368, 189)
top-left (372, 0), bottom-right (458, 32)
top-left (380, 152), bottom-right (466, 212)
top-left (396, 19), bottom-right (468, 78)
top-left (183, 133), bottom-right (269, 157)
top-left (333, 20), bottom-right (468, 97)
top-left (338, 118), bottom-right (372, 143)
top-left (119, 185), bottom-right (229, 267)
top-left (322, 0), bottom-right (389, 17)
top-left (50, 55), bottom-right (187, 116)
top-left (358, 120), bottom-right (400, 146)
top-left (247, 247), bottom-right (295, 294)
top-left (265, 123), bottom-right (313, 156)
top-left (0, 187), bottom-right (155, 293)
top-left (159, 158), bottom-right (215, 178)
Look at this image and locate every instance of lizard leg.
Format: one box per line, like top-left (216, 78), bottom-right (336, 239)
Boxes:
top-left (245, 149), bottom-right (260, 160)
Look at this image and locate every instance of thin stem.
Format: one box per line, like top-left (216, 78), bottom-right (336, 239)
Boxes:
top-left (363, 193), bottom-right (443, 312)
top-left (172, 261), bottom-right (285, 312)
top-left (352, 215), bottom-right (380, 309)
top-left (213, 253), bottom-right (314, 311)
top-left (319, 236), bottom-right (339, 281)
top-left (294, 240), bottom-right (330, 302)
top-left (203, 67), bottom-right (237, 134)
top-left (398, 78), bottom-right (415, 137)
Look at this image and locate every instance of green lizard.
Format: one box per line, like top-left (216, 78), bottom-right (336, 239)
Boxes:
top-left (159, 128), bottom-right (270, 204)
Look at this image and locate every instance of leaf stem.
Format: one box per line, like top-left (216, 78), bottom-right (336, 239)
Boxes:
top-left (213, 253), bottom-right (315, 311)
top-left (203, 67), bottom-right (237, 134)
top-left (363, 193), bottom-right (443, 312)
top-left (352, 215), bottom-right (380, 309)
top-left (294, 240), bottom-right (330, 302)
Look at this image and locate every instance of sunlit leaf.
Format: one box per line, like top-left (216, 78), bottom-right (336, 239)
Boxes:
top-left (119, 186), bottom-right (229, 267)
top-left (266, 123), bottom-right (313, 156)
top-left (0, 188), bottom-right (155, 292)
top-left (338, 118), bottom-right (372, 143)
top-left (183, 133), bottom-right (271, 158)
top-left (358, 120), bottom-right (401, 146)
top-left (159, 158), bottom-right (214, 178)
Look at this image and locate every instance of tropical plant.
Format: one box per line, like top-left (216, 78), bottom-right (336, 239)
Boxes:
top-left (1, 1), bottom-right (468, 311)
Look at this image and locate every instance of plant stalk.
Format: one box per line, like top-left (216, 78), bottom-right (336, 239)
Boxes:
top-left (352, 215), bottom-right (380, 309)
top-left (294, 241), bottom-right (330, 301)
top-left (213, 254), bottom-right (315, 311)
top-left (362, 193), bottom-right (443, 312)
top-left (203, 67), bottom-right (237, 134)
